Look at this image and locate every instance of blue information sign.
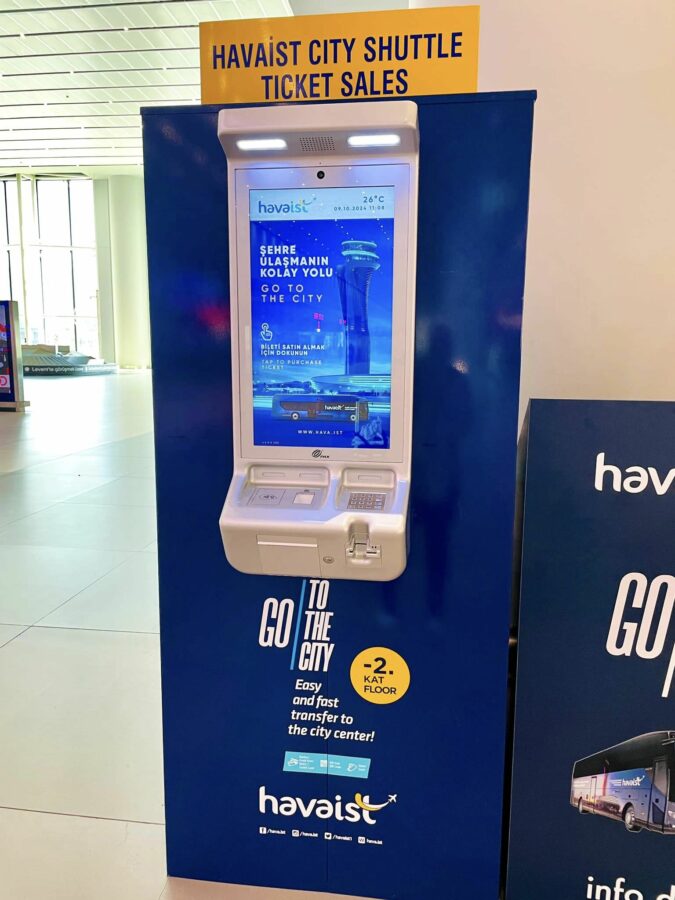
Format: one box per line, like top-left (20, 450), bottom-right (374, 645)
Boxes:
top-left (507, 401), bottom-right (675, 900)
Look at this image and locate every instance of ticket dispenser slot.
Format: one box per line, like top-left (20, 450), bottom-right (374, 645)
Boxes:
top-left (257, 536), bottom-right (321, 578)
top-left (217, 100), bottom-right (419, 581)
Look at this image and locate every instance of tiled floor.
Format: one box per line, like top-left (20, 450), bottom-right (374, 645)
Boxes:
top-left (0, 373), bottom-right (371, 900)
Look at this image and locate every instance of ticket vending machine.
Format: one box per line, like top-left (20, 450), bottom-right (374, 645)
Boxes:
top-left (218, 101), bottom-right (419, 580)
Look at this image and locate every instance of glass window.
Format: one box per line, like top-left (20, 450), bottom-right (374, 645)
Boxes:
top-left (20, 178), bottom-right (34, 244)
top-left (24, 245), bottom-right (43, 340)
top-left (41, 248), bottom-right (74, 317)
top-left (0, 184), bottom-right (13, 304)
top-left (43, 316), bottom-right (75, 350)
top-left (5, 180), bottom-right (21, 245)
top-left (69, 180), bottom-right (96, 248)
top-left (2, 177), bottom-right (99, 355)
top-left (0, 249), bottom-right (11, 301)
top-left (74, 318), bottom-right (100, 357)
top-left (72, 249), bottom-right (98, 317)
top-left (37, 180), bottom-right (70, 246)
top-left (654, 759), bottom-right (668, 796)
top-left (0, 182), bottom-right (24, 334)
top-left (8, 249), bottom-right (23, 302)
top-left (8, 249), bottom-right (26, 342)
top-left (0, 184), bottom-right (7, 244)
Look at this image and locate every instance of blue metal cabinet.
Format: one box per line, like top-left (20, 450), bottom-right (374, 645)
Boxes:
top-left (143, 90), bottom-right (535, 899)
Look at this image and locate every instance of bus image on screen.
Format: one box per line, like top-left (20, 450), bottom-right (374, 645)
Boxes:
top-left (271, 394), bottom-right (368, 423)
top-left (571, 731), bottom-right (675, 834)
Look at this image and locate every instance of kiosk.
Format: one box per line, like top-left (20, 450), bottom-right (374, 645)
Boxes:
top-left (218, 101), bottom-right (419, 581)
top-left (0, 300), bottom-right (29, 412)
top-left (143, 90), bottom-right (535, 900)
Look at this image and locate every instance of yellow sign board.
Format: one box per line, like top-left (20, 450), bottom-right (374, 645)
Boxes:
top-left (200, 6), bottom-right (479, 105)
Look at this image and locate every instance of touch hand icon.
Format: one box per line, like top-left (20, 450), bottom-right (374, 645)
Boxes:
top-left (260, 323), bottom-right (273, 341)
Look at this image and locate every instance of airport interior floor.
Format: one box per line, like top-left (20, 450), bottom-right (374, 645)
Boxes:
top-left (0, 373), bottom-right (366, 900)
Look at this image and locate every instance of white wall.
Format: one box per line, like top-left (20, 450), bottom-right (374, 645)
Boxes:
top-left (93, 179), bottom-right (116, 364)
top-left (413, 0), bottom-right (675, 411)
top-left (106, 175), bottom-right (151, 368)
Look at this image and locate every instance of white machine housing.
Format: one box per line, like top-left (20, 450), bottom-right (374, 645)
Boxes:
top-left (218, 100), bottom-right (419, 581)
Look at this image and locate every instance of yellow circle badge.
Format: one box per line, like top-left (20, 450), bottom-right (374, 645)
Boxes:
top-left (350, 647), bottom-right (411, 705)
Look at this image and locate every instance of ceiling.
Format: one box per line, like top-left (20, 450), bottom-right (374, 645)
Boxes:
top-left (290, 0), bottom-right (406, 13)
top-left (0, 0), bottom-right (293, 172)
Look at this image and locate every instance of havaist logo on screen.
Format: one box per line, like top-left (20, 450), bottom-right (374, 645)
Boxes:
top-left (257, 195), bottom-right (317, 216)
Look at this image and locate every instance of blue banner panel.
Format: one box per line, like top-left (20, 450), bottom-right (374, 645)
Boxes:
top-left (143, 91), bottom-right (534, 899)
top-left (507, 401), bottom-right (675, 900)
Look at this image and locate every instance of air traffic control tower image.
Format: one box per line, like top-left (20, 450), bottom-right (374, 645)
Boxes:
top-left (336, 239), bottom-right (380, 375)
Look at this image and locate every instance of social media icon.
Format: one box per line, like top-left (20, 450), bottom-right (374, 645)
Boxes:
top-left (324, 832), bottom-right (332, 841)
top-left (358, 836), bottom-right (366, 845)
top-left (259, 827), bottom-right (267, 835)
top-left (292, 830), bottom-right (300, 837)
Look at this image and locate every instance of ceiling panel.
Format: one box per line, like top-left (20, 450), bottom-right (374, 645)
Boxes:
top-left (2, 67), bottom-right (201, 89)
top-left (0, 128), bottom-right (140, 139)
top-left (0, 2), bottom-right (240, 36)
top-left (0, 27), bottom-right (197, 58)
top-left (1, 85), bottom-right (201, 105)
top-left (0, 47), bottom-right (198, 75)
top-left (0, 0), bottom-right (293, 168)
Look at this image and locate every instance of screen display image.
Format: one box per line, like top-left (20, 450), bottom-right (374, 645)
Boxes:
top-left (249, 185), bottom-right (394, 450)
top-left (0, 303), bottom-right (11, 395)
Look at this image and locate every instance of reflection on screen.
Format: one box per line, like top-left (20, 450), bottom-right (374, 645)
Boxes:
top-left (249, 186), bottom-right (394, 450)
top-left (0, 303), bottom-right (11, 394)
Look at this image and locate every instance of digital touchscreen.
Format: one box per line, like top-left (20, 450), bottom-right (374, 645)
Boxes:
top-left (0, 302), bottom-right (12, 395)
top-left (249, 185), bottom-right (394, 450)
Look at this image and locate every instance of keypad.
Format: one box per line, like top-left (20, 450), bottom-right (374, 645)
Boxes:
top-left (347, 492), bottom-right (387, 511)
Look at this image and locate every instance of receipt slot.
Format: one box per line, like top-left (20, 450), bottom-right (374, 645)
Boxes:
top-left (218, 101), bottom-right (419, 581)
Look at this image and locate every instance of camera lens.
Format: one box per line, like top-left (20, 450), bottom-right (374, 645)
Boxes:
top-left (317, 170), bottom-right (325, 180)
